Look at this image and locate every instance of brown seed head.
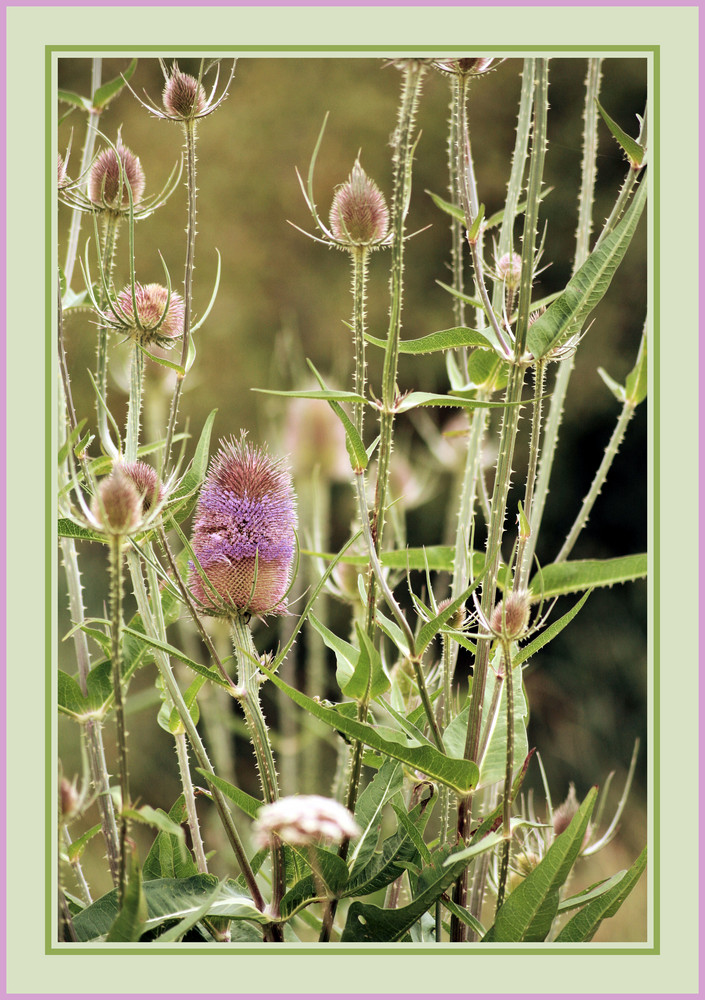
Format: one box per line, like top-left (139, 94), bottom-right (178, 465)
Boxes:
top-left (163, 69), bottom-right (208, 119)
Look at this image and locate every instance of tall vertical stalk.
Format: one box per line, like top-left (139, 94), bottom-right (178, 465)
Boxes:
top-left (108, 533), bottom-right (130, 907)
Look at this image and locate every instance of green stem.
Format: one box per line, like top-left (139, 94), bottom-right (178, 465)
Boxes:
top-left (164, 118), bottom-right (197, 473)
top-left (496, 638), bottom-right (514, 912)
top-left (95, 214), bottom-right (121, 458)
top-left (230, 614), bottom-right (285, 923)
top-left (351, 247), bottom-right (369, 440)
top-left (174, 731), bottom-right (209, 874)
top-left (556, 398), bottom-right (638, 563)
top-left (108, 533), bottom-right (130, 908)
top-left (125, 343), bottom-right (144, 464)
top-left (516, 359), bottom-right (547, 589)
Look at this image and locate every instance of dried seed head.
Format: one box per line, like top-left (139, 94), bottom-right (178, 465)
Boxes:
top-left (496, 252), bottom-right (522, 291)
top-left (162, 69), bottom-right (207, 119)
top-left (490, 590), bottom-right (531, 639)
top-left (252, 795), bottom-right (360, 849)
top-left (87, 142), bottom-right (145, 211)
top-left (189, 436), bottom-right (297, 617)
top-left (114, 283), bottom-right (185, 347)
top-left (121, 461), bottom-right (165, 513)
top-left (91, 468), bottom-right (143, 535)
top-left (329, 160), bottom-right (389, 246)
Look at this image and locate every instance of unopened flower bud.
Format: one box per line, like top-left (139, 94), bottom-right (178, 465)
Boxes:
top-left (330, 160), bottom-right (389, 246)
top-left (60, 777), bottom-right (79, 820)
top-left (438, 598), bottom-right (466, 631)
top-left (87, 142), bottom-right (145, 211)
top-left (163, 69), bottom-right (207, 119)
top-left (252, 795), bottom-right (360, 849)
top-left (497, 252), bottom-right (522, 291)
top-left (91, 468), bottom-right (143, 535)
top-left (553, 783), bottom-right (579, 838)
top-left (121, 461), bottom-right (165, 514)
top-left (490, 590), bottom-right (531, 639)
top-left (114, 283), bottom-right (185, 348)
top-left (189, 436), bottom-right (297, 617)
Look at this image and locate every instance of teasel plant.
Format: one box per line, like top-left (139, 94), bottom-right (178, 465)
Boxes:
top-left (57, 55), bottom-right (647, 946)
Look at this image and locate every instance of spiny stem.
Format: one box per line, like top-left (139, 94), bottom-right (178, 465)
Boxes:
top-left (351, 246), bottom-right (369, 439)
top-left (516, 359), bottom-right (547, 589)
top-left (496, 638), bottom-right (515, 912)
top-left (125, 343), bottom-right (144, 464)
top-left (108, 533), bottom-right (130, 908)
top-left (164, 118), bottom-right (198, 472)
top-left (230, 614), bottom-right (285, 925)
top-left (174, 732), bottom-right (209, 873)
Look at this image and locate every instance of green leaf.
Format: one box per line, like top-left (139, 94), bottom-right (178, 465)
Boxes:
top-left (425, 189), bottom-right (465, 222)
top-left (58, 89), bottom-right (91, 111)
top-left (554, 846), bottom-right (647, 942)
top-left (142, 797), bottom-right (198, 881)
top-left (309, 613), bottom-right (359, 692)
top-left (341, 845), bottom-right (468, 942)
top-left (74, 875), bottom-right (267, 942)
top-left (92, 58), bottom-right (138, 109)
top-left (597, 366), bottom-right (626, 403)
top-left (252, 387), bottom-right (365, 403)
top-left (595, 98), bottom-right (645, 166)
top-left (106, 855), bottom-right (148, 942)
top-left (57, 671), bottom-right (89, 719)
top-left (483, 787), bottom-right (598, 942)
top-left (348, 758), bottom-right (403, 876)
top-left (67, 823), bottom-right (102, 863)
top-left (121, 625), bottom-right (229, 689)
top-left (357, 625), bottom-right (390, 700)
top-left (167, 674), bottom-right (206, 734)
top-left (624, 332), bottom-right (647, 405)
top-left (305, 358), bottom-right (368, 471)
top-left (512, 589), bottom-right (591, 668)
top-left (467, 203), bottom-right (485, 242)
top-left (392, 804), bottom-right (432, 865)
top-left (255, 662), bottom-right (479, 794)
top-left (195, 769), bottom-right (263, 820)
top-left (394, 391), bottom-right (519, 413)
top-left (57, 517), bottom-right (106, 544)
top-left (165, 408), bottom-right (217, 523)
top-left (529, 554), bottom-right (647, 599)
top-left (526, 179), bottom-right (646, 360)
top-left (345, 796), bottom-right (433, 899)
top-left (366, 326), bottom-right (494, 355)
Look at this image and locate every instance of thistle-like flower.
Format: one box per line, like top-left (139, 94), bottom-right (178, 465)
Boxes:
top-left (101, 283), bottom-right (185, 350)
top-left (127, 58), bottom-right (235, 124)
top-left (90, 467), bottom-right (143, 536)
top-left (431, 57), bottom-right (504, 78)
top-left (252, 795), bottom-right (360, 849)
top-left (87, 141), bottom-right (146, 213)
top-left (189, 435), bottom-right (297, 617)
top-left (120, 460), bottom-right (166, 513)
top-left (329, 159), bottom-right (390, 248)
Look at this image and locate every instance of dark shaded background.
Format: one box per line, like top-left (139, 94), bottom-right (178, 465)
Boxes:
top-left (58, 56), bottom-right (648, 939)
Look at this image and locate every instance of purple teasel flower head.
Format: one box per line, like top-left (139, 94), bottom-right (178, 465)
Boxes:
top-left (189, 435), bottom-right (297, 618)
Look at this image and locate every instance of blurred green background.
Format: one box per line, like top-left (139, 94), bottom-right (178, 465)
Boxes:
top-left (57, 56), bottom-right (648, 940)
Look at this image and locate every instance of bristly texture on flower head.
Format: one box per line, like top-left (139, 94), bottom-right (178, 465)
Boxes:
top-left (189, 436), bottom-right (297, 617)
top-left (162, 69), bottom-right (207, 120)
top-left (329, 159), bottom-right (390, 247)
top-left (87, 142), bottom-right (145, 212)
top-left (111, 283), bottom-right (185, 349)
top-left (121, 460), bottom-right (165, 513)
top-left (91, 468), bottom-right (143, 536)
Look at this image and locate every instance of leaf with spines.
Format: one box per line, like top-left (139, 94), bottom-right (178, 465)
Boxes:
top-left (526, 178), bottom-right (646, 360)
top-left (595, 98), bottom-right (646, 166)
top-left (528, 554), bottom-right (646, 599)
top-left (554, 846), bottom-right (647, 941)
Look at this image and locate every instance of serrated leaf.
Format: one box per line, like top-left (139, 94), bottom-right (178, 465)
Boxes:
top-left (121, 625), bottom-right (230, 689)
top-left (483, 787), bottom-right (598, 942)
top-left (57, 518), bottom-right (106, 544)
top-left (142, 797), bottom-right (198, 882)
top-left (394, 391), bottom-right (520, 413)
top-left (554, 847), bottom-right (646, 941)
top-left (92, 58), bottom-right (138, 109)
top-left (366, 326), bottom-right (494, 355)
top-left (58, 89), bottom-right (91, 110)
top-left (309, 613), bottom-right (358, 691)
top-left (529, 555), bottom-right (647, 599)
top-left (348, 758), bottom-right (403, 876)
top-left (526, 179), bottom-right (646, 360)
top-left (255, 662), bottom-right (479, 794)
top-left (595, 97), bottom-right (645, 166)
top-left (512, 589), bottom-right (591, 668)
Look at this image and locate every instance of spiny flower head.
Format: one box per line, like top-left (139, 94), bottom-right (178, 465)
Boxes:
top-left (490, 589), bottom-right (531, 640)
top-left (162, 68), bottom-right (207, 119)
top-left (252, 795), bottom-right (360, 849)
top-left (110, 283), bottom-right (185, 349)
top-left (189, 436), bottom-right (297, 617)
top-left (329, 159), bottom-right (390, 247)
top-left (91, 468), bottom-right (143, 536)
top-left (496, 252), bottom-right (523, 291)
top-left (432, 57), bottom-right (503, 78)
top-left (120, 461), bottom-right (165, 513)
top-left (87, 141), bottom-right (145, 212)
